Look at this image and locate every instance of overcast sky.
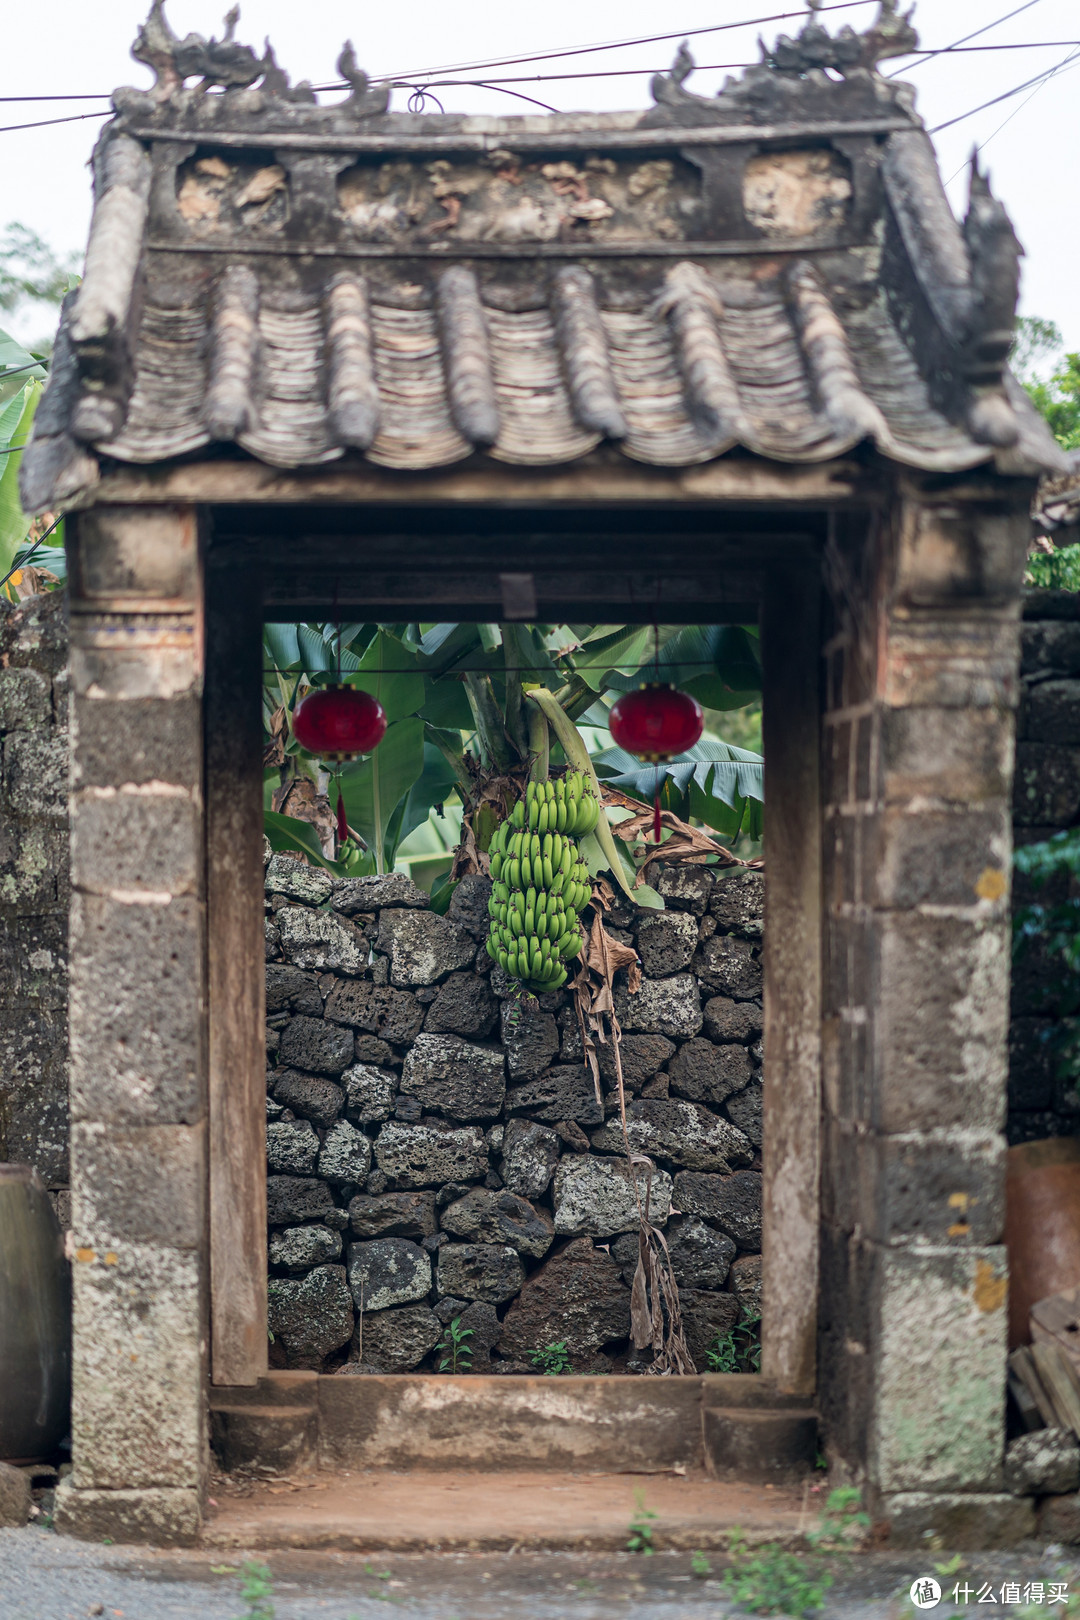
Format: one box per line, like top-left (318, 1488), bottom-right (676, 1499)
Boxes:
top-left (3, 0), bottom-right (1079, 356)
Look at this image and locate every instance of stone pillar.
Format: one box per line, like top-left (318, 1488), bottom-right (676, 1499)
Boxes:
top-left (56, 505), bottom-right (208, 1545)
top-left (819, 479), bottom-right (1036, 1546)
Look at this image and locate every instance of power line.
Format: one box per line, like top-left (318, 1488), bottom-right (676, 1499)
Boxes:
top-left (945, 43), bottom-right (1080, 180)
top-left (931, 44), bottom-right (1080, 134)
top-left (886, 0), bottom-right (1046, 75)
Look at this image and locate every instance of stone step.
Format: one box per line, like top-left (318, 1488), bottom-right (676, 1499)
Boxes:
top-left (704, 1406), bottom-right (819, 1483)
top-left (209, 1402), bottom-right (318, 1474)
top-left (208, 1369), bottom-right (319, 1411)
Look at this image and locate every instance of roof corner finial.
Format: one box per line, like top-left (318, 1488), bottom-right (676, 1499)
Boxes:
top-left (650, 41), bottom-right (696, 107)
top-left (335, 41), bottom-right (391, 118)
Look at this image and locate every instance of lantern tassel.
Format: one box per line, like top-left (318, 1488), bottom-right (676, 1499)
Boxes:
top-left (336, 785), bottom-right (348, 847)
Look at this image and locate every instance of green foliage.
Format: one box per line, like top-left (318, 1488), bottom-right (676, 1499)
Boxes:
top-left (0, 224), bottom-right (79, 322)
top-left (1027, 543), bottom-right (1080, 592)
top-left (437, 1316), bottom-right (473, 1374)
top-left (0, 326), bottom-right (53, 596)
top-left (721, 1530), bottom-right (831, 1616)
top-left (530, 1339), bottom-right (571, 1376)
top-left (237, 1560), bottom-right (275, 1620)
top-left (626, 1489), bottom-right (658, 1555)
top-left (705, 1308), bottom-right (762, 1373)
top-left (1013, 829), bottom-right (1080, 1090)
top-left (804, 1487), bottom-right (870, 1552)
top-left (690, 1549), bottom-right (712, 1578)
top-left (1012, 315), bottom-right (1080, 451)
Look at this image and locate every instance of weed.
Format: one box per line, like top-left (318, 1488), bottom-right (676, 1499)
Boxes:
top-left (237, 1559), bottom-right (275, 1620)
top-left (690, 1549), bottom-right (712, 1578)
top-left (627, 1488), bottom-right (658, 1555)
top-left (721, 1529), bottom-right (831, 1615)
top-left (805, 1486), bottom-right (870, 1552)
top-left (530, 1339), bottom-right (572, 1376)
top-left (934, 1554), bottom-right (964, 1577)
top-left (705, 1309), bottom-right (762, 1373)
top-left (438, 1316), bottom-right (473, 1375)
top-left (364, 1563), bottom-right (392, 1580)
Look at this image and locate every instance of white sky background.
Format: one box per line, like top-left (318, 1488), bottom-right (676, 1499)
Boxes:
top-left (2, 0), bottom-right (1079, 355)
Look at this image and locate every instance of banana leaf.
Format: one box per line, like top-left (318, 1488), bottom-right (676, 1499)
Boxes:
top-left (595, 739), bottom-right (763, 841)
top-left (605, 624), bottom-right (762, 711)
top-left (349, 628), bottom-right (424, 721)
top-left (337, 716), bottom-right (425, 873)
top-left (0, 379), bottom-right (43, 581)
top-left (264, 809), bottom-right (350, 876)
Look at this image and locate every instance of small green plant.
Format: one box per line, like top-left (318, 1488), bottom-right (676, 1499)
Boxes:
top-left (1027, 541), bottom-right (1080, 591)
top-left (237, 1560), bottom-right (275, 1620)
top-left (437, 1316), bottom-right (473, 1374)
top-left (530, 1339), bottom-right (572, 1376)
top-left (805, 1486), bottom-right (870, 1552)
top-left (627, 1489), bottom-right (658, 1555)
top-left (706, 1309), bottom-right (762, 1373)
top-left (721, 1530), bottom-right (831, 1616)
top-left (690, 1549), bottom-right (712, 1578)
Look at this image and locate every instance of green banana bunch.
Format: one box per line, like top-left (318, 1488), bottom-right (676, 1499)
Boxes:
top-left (485, 774), bottom-right (598, 993)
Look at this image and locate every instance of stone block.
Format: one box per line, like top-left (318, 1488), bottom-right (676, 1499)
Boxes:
top-left (666, 1217), bottom-right (737, 1291)
top-left (1038, 1491), bottom-right (1080, 1543)
top-left (1004, 1429), bottom-right (1080, 1496)
top-left (730, 1254), bottom-right (763, 1317)
top-left (347, 1236), bottom-right (431, 1310)
top-left (709, 872), bottom-right (765, 937)
top-left (266, 1176), bottom-right (336, 1225)
top-left (355, 1303), bottom-right (441, 1371)
top-left (635, 911), bottom-right (697, 976)
top-left (726, 1078), bottom-right (763, 1147)
top-left (341, 1063), bottom-right (397, 1124)
top-left (437, 1242), bottom-right (525, 1304)
top-left (447, 873), bottom-right (494, 938)
top-left (0, 666), bottom-right (50, 731)
top-left (880, 706), bottom-right (1012, 806)
top-left (862, 1131), bottom-right (1005, 1248)
top-left (654, 864), bottom-right (714, 914)
top-left (440, 1187), bottom-right (554, 1259)
top-left (682, 1289), bottom-right (741, 1370)
top-left (400, 1032), bottom-right (505, 1121)
top-left (500, 1001), bottom-right (560, 1081)
top-left (591, 1100), bottom-right (753, 1173)
top-left (873, 806), bottom-right (1011, 913)
top-left (552, 1154), bottom-right (672, 1238)
top-left (5, 732), bottom-right (68, 820)
top-left (876, 914), bottom-right (1008, 1133)
top-left (54, 1480), bottom-right (202, 1546)
top-left (278, 1015), bottom-right (354, 1076)
top-left (617, 973), bottom-right (702, 1037)
top-left (667, 1038), bottom-right (753, 1107)
top-left (0, 1461), bottom-right (31, 1526)
top-left (376, 910), bottom-right (474, 986)
top-left (269, 1225), bottom-right (343, 1269)
top-left (499, 1118), bottom-right (561, 1199)
top-left (349, 1190), bottom-right (437, 1240)
top-left (73, 504), bottom-right (200, 602)
top-left (265, 854), bottom-right (333, 906)
top-left (324, 979), bottom-right (425, 1045)
top-left (374, 1122), bottom-right (488, 1189)
top-left (882, 609), bottom-right (1020, 711)
top-left (71, 694), bottom-right (202, 789)
top-left (674, 1170), bottom-right (762, 1249)
top-left (692, 937), bottom-right (762, 1000)
top-left (498, 1237), bottom-right (630, 1367)
top-left (278, 906), bottom-right (368, 975)
top-left (333, 873), bottom-right (429, 913)
top-left (704, 1408), bottom-right (817, 1482)
top-left (71, 786), bottom-right (199, 898)
top-left (70, 1242), bottom-right (205, 1491)
top-left (210, 1402), bottom-right (317, 1474)
top-left (70, 1121), bottom-right (205, 1249)
top-left (423, 972), bottom-right (499, 1038)
top-left (703, 997), bottom-right (763, 1045)
top-left (272, 1070), bottom-right (344, 1128)
top-left (872, 1247), bottom-right (1008, 1493)
top-left (880, 1491), bottom-right (1034, 1550)
top-left (268, 1264), bottom-right (354, 1367)
top-left (1021, 618), bottom-right (1080, 677)
top-left (1022, 679), bottom-right (1080, 745)
top-left (265, 964), bottom-right (323, 1017)
top-left (1014, 743), bottom-right (1080, 827)
top-left (596, 1033), bottom-right (675, 1092)
top-left (69, 893), bottom-right (204, 1126)
top-left (506, 1066), bottom-right (603, 1125)
top-left (317, 1119), bottom-right (373, 1185)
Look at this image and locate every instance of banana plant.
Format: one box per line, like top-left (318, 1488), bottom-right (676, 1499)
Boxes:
top-left (0, 326), bottom-right (52, 599)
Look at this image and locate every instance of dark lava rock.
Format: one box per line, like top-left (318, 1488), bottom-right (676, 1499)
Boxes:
top-left (354, 1303), bottom-right (441, 1372)
top-left (726, 1077), bottom-right (762, 1148)
top-left (447, 873), bottom-right (494, 938)
top-left (376, 910), bottom-right (475, 987)
top-left (265, 963), bottom-right (323, 1017)
top-left (268, 1225), bottom-right (343, 1270)
top-left (506, 1066), bottom-right (604, 1125)
top-left (597, 1033), bottom-right (675, 1094)
top-left (499, 1237), bottom-right (631, 1367)
top-left (353, 1035), bottom-right (397, 1067)
top-left (703, 997), bottom-right (763, 1045)
top-left (666, 1038), bottom-right (753, 1107)
top-left (681, 1289), bottom-right (741, 1372)
top-left (324, 980), bottom-right (425, 1046)
top-left (729, 1253), bottom-right (763, 1315)
top-left (709, 871), bottom-right (765, 938)
top-left (635, 911), bottom-right (699, 977)
top-left (591, 1100), bottom-right (754, 1172)
top-left (673, 1170), bottom-right (762, 1249)
top-left (654, 864), bottom-right (715, 915)
top-left (616, 975), bottom-right (702, 1038)
top-left (346, 1236), bottom-right (432, 1310)
top-left (454, 1300), bottom-right (501, 1367)
top-left (424, 972), bottom-right (500, 1039)
top-left (267, 1264), bottom-right (354, 1368)
top-left (317, 1119), bottom-right (374, 1185)
top-left (348, 1190), bottom-right (438, 1240)
top-left (277, 907), bottom-right (369, 975)
top-left (265, 854), bottom-right (333, 906)
top-left (558, 1005), bottom-right (584, 1064)
top-left (693, 936), bottom-right (763, 1000)
top-left (266, 1119), bottom-right (320, 1176)
top-left (272, 1070), bottom-right (345, 1128)
top-left (666, 1216), bottom-right (737, 1291)
top-left (278, 1015), bottom-right (354, 1077)
top-left (499, 1118), bottom-right (561, 1199)
top-left (333, 873), bottom-right (429, 913)
top-left (374, 1122), bottom-right (488, 1189)
top-left (552, 1154), bottom-right (672, 1237)
top-left (437, 1242), bottom-right (526, 1304)
top-left (341, 1063), bottom-right (397, 1125)
top-left (440, 1187), bottom-right (554, 1260)
top-left (266, 1176), bottom-right (336, 1225)
top-left (501, 1001), bottom-right (560, 1082)
top-left (400, 1033), bottom-right (505, 1121)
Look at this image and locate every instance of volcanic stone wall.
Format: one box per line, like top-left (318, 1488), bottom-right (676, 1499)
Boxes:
top-left (262, 853), bottom-right (766, 1374)
top-left (1009, 588), bottom-right (1080, 1145)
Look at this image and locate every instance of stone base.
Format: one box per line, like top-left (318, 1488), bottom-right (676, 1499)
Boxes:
top-left (1038, 1492), bottom-right (1080, 1544)
top-left (877, 1491), bottom-right (1035, 1549)
top-left (703, 1407), bottom-right (818, 1482)
top-left (54, 1479), bottom-right (202, 1545)
top-left (0, 1462), bottom-right (31, 1527)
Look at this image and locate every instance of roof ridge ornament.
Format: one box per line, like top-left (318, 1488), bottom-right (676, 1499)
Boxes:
top-left (334, 43), bottom-right (391, 118)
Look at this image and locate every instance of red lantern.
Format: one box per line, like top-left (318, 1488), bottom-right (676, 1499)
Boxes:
top-left (609, 683), bottom-right (704, 843)
top-left (292, 685), bottom-right (387, 761)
